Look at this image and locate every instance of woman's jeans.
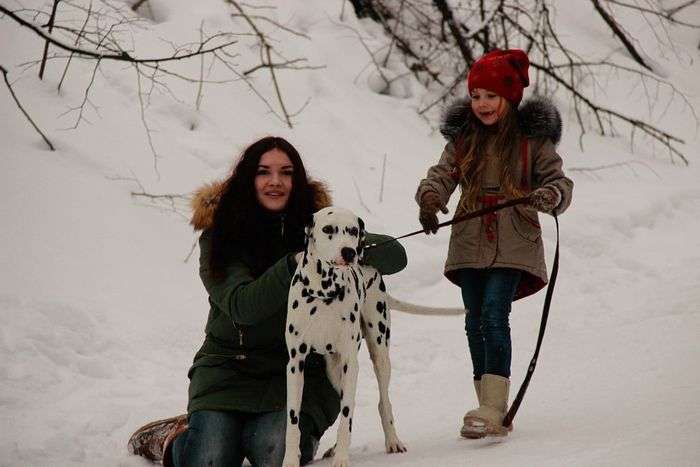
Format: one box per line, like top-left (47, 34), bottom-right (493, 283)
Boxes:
top-left (171, 409), bottom-right (319, 467)
top-left (458, 268), bottom-right (521, 380)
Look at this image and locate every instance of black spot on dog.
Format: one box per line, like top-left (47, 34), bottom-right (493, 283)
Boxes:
top-left (342, 406), bottom-right (350, 417)
top-left (310, 306), bottom-right (317, 315)
top-left (340, 390), bottom-right (344, 399)
top-left (343, 364), bottom-right (348, 374)
top-left (326, 343), bottom-right (333, 351)
top-left (354, 303), bottom-right (358, 311)
top-left (341, 316), bottom-right (346, 321)
top-left (376, 301), bottom-right (385, 313)
top-left (356, 333), bottom-right (361, 342)
top-left (302, 277), bottom-right (310, 286)
top-left (366, 277), bottom-right (375, 289)
top-left (299, 343), bottom-right (307, 354)
top-left (368, 322), bottom-right (373, 328)
top-left (290, 409), bottom-right (299, 425)
top-left (306, 297), bottom-right (315, 304)
top-left (288, 324), bottom-right (294, 334)
top-left (386, 328), bottom-right (391, 341)
top-left (377, 336), bottom-right (382, 345)
top-left (379, 279), bottom-right (386, 292)
top-left (301, 289), bottom-right (308, 298)
top-left (378, 321), bottom-right (386, 334)
top-left (291, 366), bottom-right (296, 374)
top-left (350, 312), bottom-right (356, 323)
top-left (292, 300), bottom-right (299, 309)
top-left (316, 260), bottom-right (322, 275)
top-left (291, 348), bottom-right (297, 358)
top-left (292, 274), bottom-right (300, 286)
top-left (349, 417), bottom-right (353, 432)
top-left (299, 360), bottom-right (305, 372)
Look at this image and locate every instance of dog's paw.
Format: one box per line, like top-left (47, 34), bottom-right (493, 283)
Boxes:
top-left (331, 453), bottom-right (350, 467)
top-left (385, 437), bottom-right (407, 454)
top-left (282, 454), bottom-right (300, 467)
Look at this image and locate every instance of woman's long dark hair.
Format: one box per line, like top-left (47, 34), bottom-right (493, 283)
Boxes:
top-left (209, 136), bottom-right (315, 280)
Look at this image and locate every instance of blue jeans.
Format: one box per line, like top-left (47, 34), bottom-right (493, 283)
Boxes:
top-left (458, 268), bottom-right (521, 379)
top-left (170, 409), bottom-right (319, 467)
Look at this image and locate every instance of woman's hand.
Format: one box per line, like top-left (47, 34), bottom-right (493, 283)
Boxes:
top-left (528, 187), bottom-right (561, 213)
top-left (419, 191), bottom-right (449, 234)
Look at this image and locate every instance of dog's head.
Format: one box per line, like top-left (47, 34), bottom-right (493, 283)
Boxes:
top-left (305, 206), bottom-right (366, 265)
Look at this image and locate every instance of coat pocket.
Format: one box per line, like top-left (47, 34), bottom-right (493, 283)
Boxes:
top-left (511, 206), bottom-right (541, 244)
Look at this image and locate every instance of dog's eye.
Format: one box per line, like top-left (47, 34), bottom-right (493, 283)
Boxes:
top-left (348, 227), bottom-right (359, 237)
top-left (321, 225), bottom-right (334, 235)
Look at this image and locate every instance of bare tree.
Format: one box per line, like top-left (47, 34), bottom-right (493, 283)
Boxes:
top-left (347, 0), bottom-right (699, 165)
top-left (1, 0), bottom-right (320, 170)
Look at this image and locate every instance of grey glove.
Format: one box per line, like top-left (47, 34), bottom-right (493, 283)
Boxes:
top-left (419, 191), bottom-right (449, 234)
top-left (529, 187), bottom-right (561, 213)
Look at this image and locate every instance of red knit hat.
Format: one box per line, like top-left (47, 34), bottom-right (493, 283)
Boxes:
top-left (467, 49), bottom-right (530, 104)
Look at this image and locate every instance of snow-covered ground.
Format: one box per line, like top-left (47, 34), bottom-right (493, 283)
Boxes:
top-left (1, 1), bottom-right (699, 466)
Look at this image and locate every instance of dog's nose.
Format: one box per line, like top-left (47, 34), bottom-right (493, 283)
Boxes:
top-left (341, 247), bottom-right (356, 263)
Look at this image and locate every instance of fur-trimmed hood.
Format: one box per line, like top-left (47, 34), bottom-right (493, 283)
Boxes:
top-left (440, 96), bottom-right (562, 146)
top-left (190, 178), bottom-right (333, 231)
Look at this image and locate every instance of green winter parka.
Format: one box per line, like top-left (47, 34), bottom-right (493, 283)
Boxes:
top-left (186, 179), bottom-right (407, 437)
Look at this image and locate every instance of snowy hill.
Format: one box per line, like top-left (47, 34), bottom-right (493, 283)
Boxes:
top-left (1, 1), bottom-right (699, 466)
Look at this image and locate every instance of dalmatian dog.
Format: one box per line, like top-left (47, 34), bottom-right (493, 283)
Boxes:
top-left (282, 207), bottom-right (407, 467)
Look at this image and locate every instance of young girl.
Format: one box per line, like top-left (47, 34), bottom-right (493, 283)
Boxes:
top-left (415, 49), bottom-right (573, 438)
top-left (127, 136), bottom-right (406, 466)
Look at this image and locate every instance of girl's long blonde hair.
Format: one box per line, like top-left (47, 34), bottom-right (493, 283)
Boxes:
top-left (454, 101), bottom-right (527, 212)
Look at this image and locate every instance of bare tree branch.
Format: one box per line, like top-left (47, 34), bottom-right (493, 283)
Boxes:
top-left (1, 64), bottom-right (55, 150)
top-left (432, 0), bottom-right (475, 65)
top-left (590, 0), bottom-right (654, 72)
top-left (39, 0), bottom-right (61, 80)
top-left (1, 6), bottom-right (238, 64)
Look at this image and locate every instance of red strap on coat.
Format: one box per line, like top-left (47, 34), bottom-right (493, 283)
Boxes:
top-left (520, 138), bottom-right (530, 190)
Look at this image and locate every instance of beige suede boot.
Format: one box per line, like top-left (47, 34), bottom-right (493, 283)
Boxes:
top-left (460, 374), bottom-right (510, 438)
top-left (459, 380), bottom-right (483, 439)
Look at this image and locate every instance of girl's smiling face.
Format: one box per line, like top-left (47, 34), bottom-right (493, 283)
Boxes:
top-left (470, 88), bottom-right (508, 126)
top-left (255, 149), bottom-right (294, 212)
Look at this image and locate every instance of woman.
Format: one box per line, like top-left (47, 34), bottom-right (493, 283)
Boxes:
top-left (415, 49), bottom-right (573, 438)
top-left (128, 136), bottom-right (407, 466)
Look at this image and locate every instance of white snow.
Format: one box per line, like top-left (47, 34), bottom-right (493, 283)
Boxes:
top-left (1, 1), bottom-right (699, 466)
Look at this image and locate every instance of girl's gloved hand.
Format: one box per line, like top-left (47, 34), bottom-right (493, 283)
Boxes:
top-left (528, 187), bottom-right (561, 213)
top-left (419, 191), bottom-right (449, 234)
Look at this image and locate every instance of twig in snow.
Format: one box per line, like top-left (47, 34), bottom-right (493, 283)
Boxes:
top-left (1, 65), bottom-right (55, 150)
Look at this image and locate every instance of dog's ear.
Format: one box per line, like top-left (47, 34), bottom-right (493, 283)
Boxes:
top-left (304, 220), bottom-right (314, 253)
top-left (357, 216), bottom-right (366, 262)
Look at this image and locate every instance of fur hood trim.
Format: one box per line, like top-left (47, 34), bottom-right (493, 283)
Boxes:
top-left (190, 178), bottom-right (333, 231)
top-left (440, 96), bottom-right (562, 146)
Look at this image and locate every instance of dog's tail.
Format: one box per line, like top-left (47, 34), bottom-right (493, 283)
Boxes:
top-left (386, 294), bottom-right (464, 316)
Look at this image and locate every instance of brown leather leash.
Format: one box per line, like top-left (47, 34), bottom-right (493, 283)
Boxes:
top-left (365, 196), bottom-right (560, 427)
top-left (363, 196), bottom-right (531, 250)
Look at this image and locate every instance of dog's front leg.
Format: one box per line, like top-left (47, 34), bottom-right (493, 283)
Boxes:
top-left (366, 339), bottom-right (406, 453)
top-left (362, 293), bottom-right (406, 454)
top-left (333, 354), bottom-right (359, 467)
top-left (282, 354), bottom-right (306, 467)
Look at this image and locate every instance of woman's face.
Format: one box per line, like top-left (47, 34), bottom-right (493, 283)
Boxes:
top-left (255, 148), bottom-right (294, 212)
top-left (470, 88), bottom-right (508, 126)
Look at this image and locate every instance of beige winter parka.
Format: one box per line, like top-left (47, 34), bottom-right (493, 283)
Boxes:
top-left (415, 98), bottom-right (573, 300)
